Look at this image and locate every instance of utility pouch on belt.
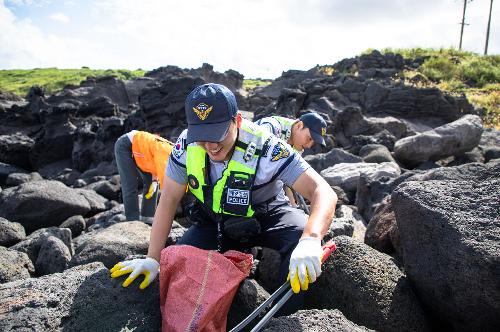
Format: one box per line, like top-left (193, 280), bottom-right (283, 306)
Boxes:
top-left (223, 216), bottom-right (261, 242)
top-left (186, 201), bottom-right (213, 225)
top-left (222, 171), bottom-right (253, 216)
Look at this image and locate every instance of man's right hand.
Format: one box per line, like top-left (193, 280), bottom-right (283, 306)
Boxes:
top-left (110, 257), bottom-right (159, 289)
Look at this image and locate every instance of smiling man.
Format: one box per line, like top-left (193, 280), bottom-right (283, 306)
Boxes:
top-left (111, 83), bottom-right (336, 313)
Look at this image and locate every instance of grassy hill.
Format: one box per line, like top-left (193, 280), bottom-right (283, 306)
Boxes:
top-left (0, 67), bottom-right (146, 97)
top-left (378, 48), bottom-right (499, 128)
top-left (0, 49), bottom-right (498, 127)
top-left (0, 67), bottom-right (271, 96)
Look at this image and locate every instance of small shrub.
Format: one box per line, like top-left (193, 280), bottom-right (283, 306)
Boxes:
top-left (438, 79), bottom-right (466, 91)
top-left (457, 57), bottom-right (500, 87)
top-left (421, 57), bottom-right (458, 82)
top-left (468, 90), bottom-right (500, 129)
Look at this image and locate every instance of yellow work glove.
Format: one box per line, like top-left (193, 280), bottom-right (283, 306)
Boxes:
top-left (110, 257), bottom-right (159, 289)
top-left (145, 181), bottom-right (158, 199)
top-left (288, 237), bottom-right (322, 293)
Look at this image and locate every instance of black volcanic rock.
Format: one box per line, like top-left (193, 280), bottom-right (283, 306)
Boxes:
top-left (394, 115), bottom-right (483, 167)
top-left (366, 86), bottom-right (474, 124)
top-left (0, 262), bottom-right (161, 331)
top-left (10, 226), bottom-right (73, 275)
top-left (6, 171), bottom-right (43, 186)
top-left (392, 163), bottom-right (500, 331)
top-left (30, 105), bottom-right (77, 168)
top-left (47, 75), bottom-right (133, 111)
top-left (0, 90), bottom-right (26, 111)
top-left (76, 96), bottom-right (119, 118)
top-left (0, 180), bottom-right (91, 233)
top-left (138, 76), bottom-right (204, 140)
top-left (334, 50), bottom-right (404, 75)
top-left (0, 246), bottom-right (34, 283)
top-left (0, 53), bottom-right (496, 331)
top-left (0, 133), bottom-right (35, 170)
top-left (306, 236), bottom-right (431, 332)
top-left (70, 221), bottom-right (150, 268)
top-left (265, 309), bottom-right (374, 332)
top-left (0, 217), bottom-right (26, 247)
top-left (304, 148), bottom-right (362, 173)
top-left (72, 117), bottom-right (124, 172)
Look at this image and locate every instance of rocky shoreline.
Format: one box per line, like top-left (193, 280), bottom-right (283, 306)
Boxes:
top-left (0, 51), bottom-right (499, 331)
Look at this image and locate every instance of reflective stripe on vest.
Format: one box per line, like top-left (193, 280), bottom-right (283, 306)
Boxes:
top-left (271, 116), bottom-right (295, 141)
top-left (186, 119), bottom-right (270, 217)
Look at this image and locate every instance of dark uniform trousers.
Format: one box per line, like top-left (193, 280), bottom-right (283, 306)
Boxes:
top-left (176, 204), bottom-right (308, 315)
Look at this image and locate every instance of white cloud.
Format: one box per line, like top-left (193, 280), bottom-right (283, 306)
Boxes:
top-left (0, 0), bottom-right (498, 78)
top-left (49, 12), bottom-right (69, 23)
top-left (6, 0), bottom-right (50, 6)
top-left (0, 0), bottom-right (99, 69)
top-left (6, 0), bottom-right (34, 5)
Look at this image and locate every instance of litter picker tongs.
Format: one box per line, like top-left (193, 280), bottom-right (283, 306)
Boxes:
top-left (230, 240), bottom-right (337, 332)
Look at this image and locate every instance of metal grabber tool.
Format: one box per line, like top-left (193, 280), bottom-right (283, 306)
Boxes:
top-left (230, 240), bottom-right (337, 332)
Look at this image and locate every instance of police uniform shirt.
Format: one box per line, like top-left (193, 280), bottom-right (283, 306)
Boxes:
top-left (166, 129), bottom-right (310, 208)
top-left (254, 117), bottom-right (283, 140)
top-left (255, 117), bottom-right (307, 156)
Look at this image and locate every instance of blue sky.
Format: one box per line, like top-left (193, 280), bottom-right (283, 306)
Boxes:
top-left (1, 0), bottom-right (498, 79)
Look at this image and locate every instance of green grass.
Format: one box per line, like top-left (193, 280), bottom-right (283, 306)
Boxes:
top-left (378, 47), bottom-right (476, 59)
top-left (0, 68), bottom-right (273, 95)
top-left (375, 48), bottom-right (500, 128)
top-left (243, 79), bottom-right (272, 90)
top-left (0, 67), bottom-right (145, 97)
top-left (379, 47), bottom-right (499, 87)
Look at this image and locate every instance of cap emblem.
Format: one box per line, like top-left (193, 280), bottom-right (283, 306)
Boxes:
top-left (321, 127), bottom-right (326, 136)
top-left (192, 103), bottom-right (213, 121)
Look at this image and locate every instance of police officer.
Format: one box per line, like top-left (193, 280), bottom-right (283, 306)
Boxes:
top-left (255, 112), bottom-right (327, 152)
top-left (114, 130), bottom-right (173, 223)
top-left (255, 113), bottom-right (327, 208)
top-left (111, 84), bottom-right (337, 306)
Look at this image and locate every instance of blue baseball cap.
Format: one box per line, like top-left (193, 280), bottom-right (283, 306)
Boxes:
top-left (185, 83), bottom-right (238, 144)
top-left (300, 112), bottom-right (327, 147)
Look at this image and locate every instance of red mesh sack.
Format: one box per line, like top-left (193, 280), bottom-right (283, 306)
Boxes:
top-left (159, 245), bottom-right (253, 332)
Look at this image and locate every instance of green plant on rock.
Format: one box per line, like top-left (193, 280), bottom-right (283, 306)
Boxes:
top-left (421, 57), bottom-right (458, 82)
top-left (457, 57), bottom-right (500, 88)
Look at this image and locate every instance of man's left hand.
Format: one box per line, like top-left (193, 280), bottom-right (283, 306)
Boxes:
top-left (145, 181), bottom-right (158, 199)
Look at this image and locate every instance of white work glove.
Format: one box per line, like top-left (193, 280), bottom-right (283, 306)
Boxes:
top-left (145, 181), bottom-right (158, 199)
top-left (288, 237), bottom-right (323, 293)
top-left (110, 257), bottom-right (159, 289)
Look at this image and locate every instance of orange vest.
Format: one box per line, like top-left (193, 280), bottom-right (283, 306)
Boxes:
top-left (131, 131), bottom-right (173, 189)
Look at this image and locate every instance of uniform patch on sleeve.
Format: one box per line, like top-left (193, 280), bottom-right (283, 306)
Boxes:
top-left (172, 137), bottom-right (185, 159)
top-left (271, 142), bottom-right (290, 162)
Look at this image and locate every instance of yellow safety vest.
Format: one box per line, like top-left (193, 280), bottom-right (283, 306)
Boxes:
top-left (186, 119), bottom-right (271, 217)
